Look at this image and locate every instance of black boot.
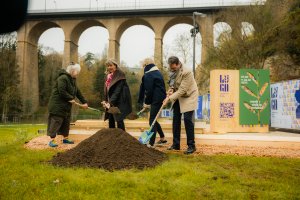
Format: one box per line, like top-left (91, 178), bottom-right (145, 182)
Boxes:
top-left (184, 146), bottom-right (196, 155)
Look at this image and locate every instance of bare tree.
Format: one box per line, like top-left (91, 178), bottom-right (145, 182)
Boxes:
top-left (171, 32), bottom-right (201, 66)
top-left (197, 0), bottom-right (298, 93)
top-left (203, 0), bottom-right (296, 71)
top-left (173, 33), bottom-right (192, 64)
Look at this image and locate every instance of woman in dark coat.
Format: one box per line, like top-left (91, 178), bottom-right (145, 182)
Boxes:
top-left (138, 58), bottom-right (167, 148)
top-left (47, 62), bottom-right (88, 147)
top-left (102, 59), bottom-right (132, 131)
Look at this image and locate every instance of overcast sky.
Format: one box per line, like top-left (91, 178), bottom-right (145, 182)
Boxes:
top-left (31, 0), bottom-right (255, 68)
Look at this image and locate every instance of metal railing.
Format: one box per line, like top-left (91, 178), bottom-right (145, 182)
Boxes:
top-left (28, 0), bottom-right (262, 13)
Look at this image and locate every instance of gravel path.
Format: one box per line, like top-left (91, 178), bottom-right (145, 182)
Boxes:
top-left (24, 134), bottom-right (300, 159)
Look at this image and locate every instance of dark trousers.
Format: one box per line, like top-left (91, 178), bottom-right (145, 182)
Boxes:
top-left (149, 103), bottom-right (165, 146)
top-left (172, 100), bottom-right (195, 148)
top-left (47, 114), bottom-right (70, 138)
top-left (108, 113), bottom-right (125, 131)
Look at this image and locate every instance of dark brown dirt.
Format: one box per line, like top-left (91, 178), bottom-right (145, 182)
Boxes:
top-left (49, 128), bottom-right (167, 171)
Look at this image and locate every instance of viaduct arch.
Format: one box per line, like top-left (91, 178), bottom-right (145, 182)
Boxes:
top-left (17, 8), bottom-right (251, 113)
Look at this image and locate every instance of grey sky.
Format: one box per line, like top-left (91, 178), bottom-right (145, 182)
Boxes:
top-left (38, 24), bottom-right (201, 68)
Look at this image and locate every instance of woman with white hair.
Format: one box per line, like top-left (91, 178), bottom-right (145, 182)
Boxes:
top-left (47, 62), bottom-right (88, 147)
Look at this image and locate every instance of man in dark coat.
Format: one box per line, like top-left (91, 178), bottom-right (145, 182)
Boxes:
top-left (103, 59), bottom-right (132, 131)
top-left (47, 62), bottom-right (88, 147)
top-left (138, 58), bottom-right (167, 148)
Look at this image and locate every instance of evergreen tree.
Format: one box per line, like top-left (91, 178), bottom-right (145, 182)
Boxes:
top-left (38, 46), bottom-right (62, 106)
top-left (93, 60), bottom-right (106, 103)
top-left (0, 33), bottom-right (22, 121)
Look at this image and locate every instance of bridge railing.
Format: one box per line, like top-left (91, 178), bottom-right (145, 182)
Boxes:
top-left (27, 0), bottom-right (263, 13)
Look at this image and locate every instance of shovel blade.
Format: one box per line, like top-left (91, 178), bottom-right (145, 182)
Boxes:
top-left (138, 130), bottom-right (154, 144)
top-left (107, 107), bottom-right (121, 114)
top-left (126, 112), bottom-right (139, 120)
top-left (127, 108), bottom-right (146, 120)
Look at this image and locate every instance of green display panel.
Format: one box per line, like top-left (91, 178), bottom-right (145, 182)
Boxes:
top-left (239, 69), bottom-right (270, 125)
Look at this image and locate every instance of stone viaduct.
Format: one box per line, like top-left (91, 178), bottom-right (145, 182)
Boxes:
top-left (16, 7), bottom-right (248, 113)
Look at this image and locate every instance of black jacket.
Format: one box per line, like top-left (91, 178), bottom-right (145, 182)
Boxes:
top-left (104, 69), bottom-right (132, 121)
top-left (48, 69), bottom-right (87, 117)
top-left (138, 64), bottom-right (166, 106)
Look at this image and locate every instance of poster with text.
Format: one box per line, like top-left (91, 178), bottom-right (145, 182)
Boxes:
top-left (270, 79), bottom-right (300, 129)
top-left (239, 69), bottom-right (270, 125)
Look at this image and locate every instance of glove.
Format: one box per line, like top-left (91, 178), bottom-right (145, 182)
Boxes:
top-left (143, 104), bottom-right (150, 109)
top-left (101, 101), bottom-right (110, 109)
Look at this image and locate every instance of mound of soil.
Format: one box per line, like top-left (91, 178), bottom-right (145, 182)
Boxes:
top-left (50, 128), bottom-right (167, 171)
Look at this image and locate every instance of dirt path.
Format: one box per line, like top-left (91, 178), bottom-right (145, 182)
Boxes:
top-left (156, 144), bottom-right (300, 158)
top-left (24, 134), bottom-right (300, 159)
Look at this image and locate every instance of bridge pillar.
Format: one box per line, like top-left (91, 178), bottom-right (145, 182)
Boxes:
top-left (108, 39), bottom-right (120, 62)
top-left (63, 40), bottom-right (78, 67)
top-left (200, 16), bottom-right (214, 64)
top-left (154, 37), bottom-right (163, 69)
top-left (17, 37), bottom-right (39, 114)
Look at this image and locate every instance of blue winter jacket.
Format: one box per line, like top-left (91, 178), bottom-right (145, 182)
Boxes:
top-left (138, 64), bottom-right (166, 105)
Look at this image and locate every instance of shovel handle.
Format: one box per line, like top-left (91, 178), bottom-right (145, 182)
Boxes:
top-left (73, 101), bottom-right (100, 112)
top-left (148, 103), bottom-right (164, 132)
top-left (73, 101), bottom-right (83, 107)
top-left (137, 108), bottom-right (146, 116)
top-left (147, 92), bottom-right (172, 131)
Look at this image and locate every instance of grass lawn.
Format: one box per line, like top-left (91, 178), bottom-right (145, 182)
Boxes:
top-left (0, 124), bottom-right (299, 200)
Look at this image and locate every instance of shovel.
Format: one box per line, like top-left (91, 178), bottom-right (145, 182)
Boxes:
top-left (73, 101), bottom-right (101, 112)
top-left (126, 107), bottom-right (147, 120)
top-left (101, 101), bottom-right (121, 114)
top-left (138, 104), bottom-right (164, 144)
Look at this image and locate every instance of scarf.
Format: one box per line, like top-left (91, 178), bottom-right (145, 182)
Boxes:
top-left (168, 70), bottom-right (178, 88)
top-left (105, 72), bottom-right (113, 88)
top-left (144, 63), bottom-right (155, 73)
top-left (138, 64), bottom-right (156, 104)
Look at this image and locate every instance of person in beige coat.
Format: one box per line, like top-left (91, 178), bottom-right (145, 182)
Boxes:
top-left (163, 56), bottom-right (199, 154)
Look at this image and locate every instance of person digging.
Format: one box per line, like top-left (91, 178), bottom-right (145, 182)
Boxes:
top-left (47, 62), bottom-right (88, 147)
top-left (102, 59), bottom-right (132, 131)
top-left (137, 58), bottom-right (168, 148)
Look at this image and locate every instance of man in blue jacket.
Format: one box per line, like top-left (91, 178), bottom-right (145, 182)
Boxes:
top-left (138, 58), bottom-right (167, 148)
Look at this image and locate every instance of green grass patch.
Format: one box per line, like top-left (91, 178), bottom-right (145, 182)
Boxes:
top-left (0, 125), bottom-right (299, 199)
